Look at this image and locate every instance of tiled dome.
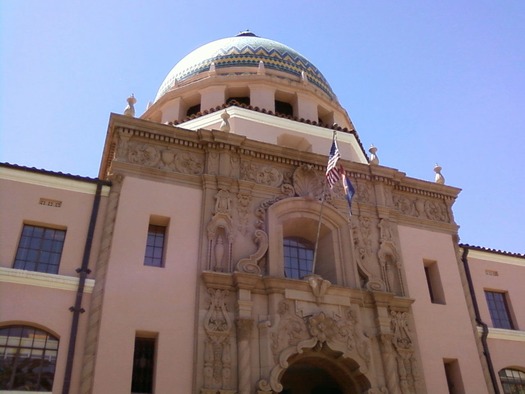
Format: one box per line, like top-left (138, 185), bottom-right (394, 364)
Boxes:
top-left (155, 31), bottom-right (336, 102)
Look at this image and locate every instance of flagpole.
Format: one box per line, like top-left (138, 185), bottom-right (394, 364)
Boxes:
top-left (311, 183), bottom-right (327, 276)
top-left (311, 130), bottom-right (337, 276)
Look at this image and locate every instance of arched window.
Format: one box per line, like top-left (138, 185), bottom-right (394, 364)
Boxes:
top-left (267, 197), bottom-right (358, 287)
top-left (0, 325), bottom-right (59, 391)
top-left (283, 237), bottom-right (314, 279)
top-left (499, 368), bottom-right (525, 394)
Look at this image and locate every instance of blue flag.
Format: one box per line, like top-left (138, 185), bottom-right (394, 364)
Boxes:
top-left (339, 165), bottom-right (355, 215)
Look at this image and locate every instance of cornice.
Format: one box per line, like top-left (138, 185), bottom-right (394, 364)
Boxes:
top-left (104, 115), bottom-right (461, 231)
top-left (0, 267), bottom-right (95, 293)
top-left (460, 245), bottom-right (525, 262)
top-left (0, 165), bottom-right (110, 196)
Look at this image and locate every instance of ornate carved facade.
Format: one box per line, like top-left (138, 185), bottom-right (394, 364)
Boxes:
top-left (96, 112), bottom-right (464, 392)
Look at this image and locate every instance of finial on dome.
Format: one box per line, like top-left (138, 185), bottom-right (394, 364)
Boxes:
top-left (257, 60), bottom-right (266, 75)
top-left (209, 62), bottom-right (217, 76)
top-left (301, 71), bottom-right (308, 84)
top-left (434, 164), bottom-right (445, 184)
top-left (236, 29), bottom-right (257, 37)
top-left (220, 109), bottom-right (231, 132)
top-left (369, 145), bottom-right (379, 165)
top-left (124, 94), bottom-right (136, 117)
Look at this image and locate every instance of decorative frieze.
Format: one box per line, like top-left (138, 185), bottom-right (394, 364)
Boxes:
top-left (240, 162), bottom-right (284, 187)
top-left (393, 193), bottom-right (450, 223)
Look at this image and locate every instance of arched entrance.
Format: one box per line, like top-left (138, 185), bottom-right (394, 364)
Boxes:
top-left (279, 344), bottom-right (370, 394)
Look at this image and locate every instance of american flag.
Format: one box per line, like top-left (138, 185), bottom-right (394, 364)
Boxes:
top-left (326, 138), bottom-right (341, 188)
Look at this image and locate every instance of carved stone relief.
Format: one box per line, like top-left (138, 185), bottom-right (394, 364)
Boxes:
top-left (292, 165), bottom-right (323, 199)
top-left (235, 229), bottom-right (268, 275)
top-left (255, 184), bottom-right (295, 229)
top-left (121, 140), bottom-right (204, 174)
top-left (390, 310), bottom-right (420, 394)
top-left (241, 162), bottom-right (284, 187)
top-left (207, 190), bottom-right (234, 272)
top-left (351, 216), bottom-right (386, 292)
top-left (203, 289), bottom-right (234, 392)
top-left (259, 300), bottom-right (371, 393)
top-left (378, 219), bottom-right (404, 296)
top-left (355, 181), bottom-right (372, 205)
top-left (236, 192), bottom-right (252, 235)
top-left (393, 193), bottom-right (450, 223)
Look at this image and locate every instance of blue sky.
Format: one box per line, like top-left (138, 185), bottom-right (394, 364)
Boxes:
top-left (1, 1), bottom-right (524, 253)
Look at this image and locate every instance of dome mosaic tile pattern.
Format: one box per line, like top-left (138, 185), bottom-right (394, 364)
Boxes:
top-left (155, 35), bottom-right (335, 101)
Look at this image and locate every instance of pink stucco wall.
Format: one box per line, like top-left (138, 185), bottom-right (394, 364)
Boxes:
top-left (91, 176), bottom-right (202, 393)
top-left (0, 172), bottom-right (108, 393)
top-left (465, 251), bottom-right (525, 387)
top-left (398, 225), bottom-right (488, 393)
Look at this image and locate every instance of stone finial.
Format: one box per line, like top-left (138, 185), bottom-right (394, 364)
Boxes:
top-left (209, 62), bottom-right (216, 76)
top-left (219, 109), bottom-right (231, 132)
top-left (257, 60), bottom-right (265, 75)
top-left (301, 71), bottom-right (308, 84)
top-left (369, 145), bottom-right (379, 165)
top-left (434, 164), bottom-right (445, 184)
top-left (123, 94), bottom-right (136, 117)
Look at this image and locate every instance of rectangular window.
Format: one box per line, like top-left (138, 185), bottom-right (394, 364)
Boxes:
top-left (144, 224), bottom-right (166, 267)
top-left (443, 358), bottom-right (465, 394)
top-left (131, 337), bottom-right (155, 394)
top-left (423, 260), bottom-right (446, 304)
top-left (485, 291), bottom-right (514, 329)
top-left (13, 224), bottom-right (66, 274)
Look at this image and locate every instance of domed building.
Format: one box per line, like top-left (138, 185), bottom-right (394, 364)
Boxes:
top-left (1, 32), bottom-right (524, 394)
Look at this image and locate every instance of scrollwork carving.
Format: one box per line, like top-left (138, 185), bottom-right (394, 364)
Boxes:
top-left (235, 230), bottom-right (268, 275)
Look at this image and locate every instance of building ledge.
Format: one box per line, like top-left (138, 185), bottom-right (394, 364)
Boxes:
top-left (478, 326), bottom-right (525, 342)
top-left (0, 267), bottom-right (94, 293)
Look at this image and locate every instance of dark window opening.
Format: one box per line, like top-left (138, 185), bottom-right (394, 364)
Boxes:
top-left (131, 337), bottom-right (155, 394)
top-left (0, 325), bottom-right (59, 391)
top-left (13, 224), bottom-right (66, 274)
top-left (284, 237), bottom-right (314, 279)
top-left (144, 225), bottom-right (166, 267)
top-left (423, 260), bottom-right (446, 304)
top-left (485, 291), bottom-right (514, 329)
top-left (275, 100), bottom-right (293, 117)
top-left (226, 96), bottom-right (250, 106)
top-left (443, 359), bottom-right (465, 394)
top-left (186, 104), bottom-right (201, 117)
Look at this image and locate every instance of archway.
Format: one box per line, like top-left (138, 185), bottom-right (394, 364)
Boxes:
top-left (279, 344), bottom-right (370, 394)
